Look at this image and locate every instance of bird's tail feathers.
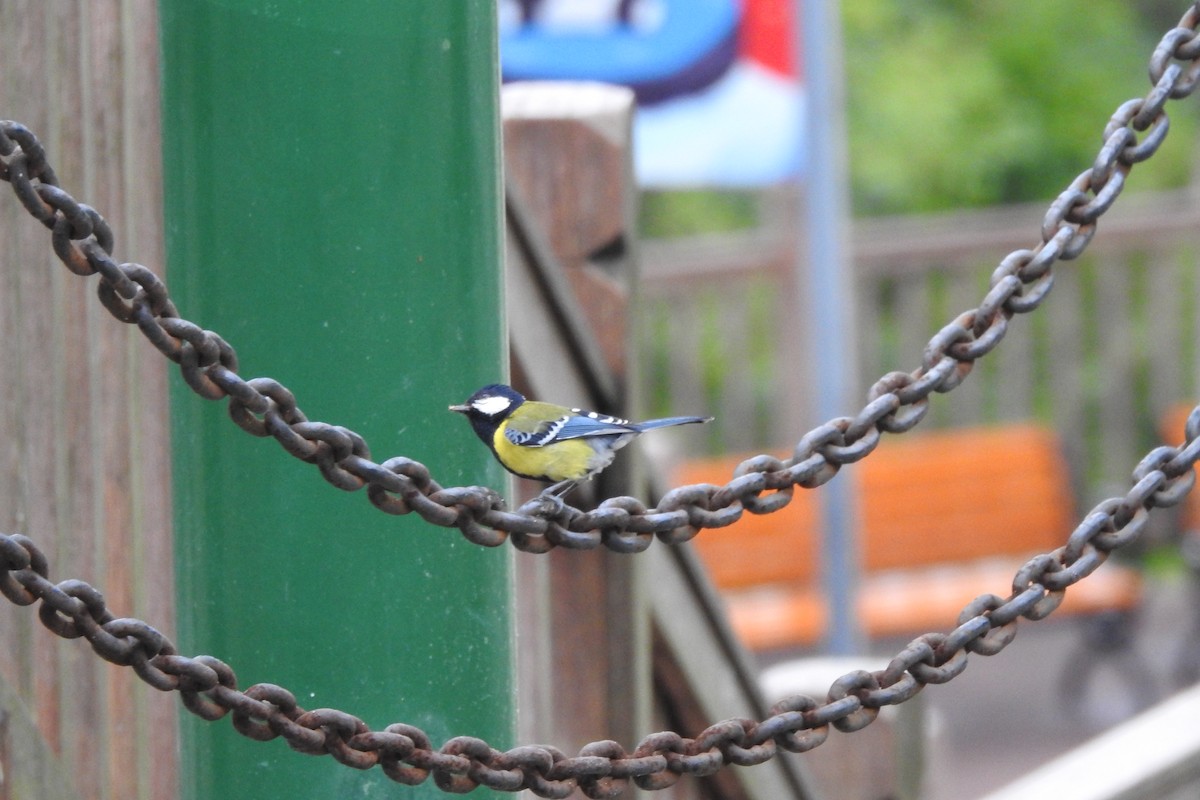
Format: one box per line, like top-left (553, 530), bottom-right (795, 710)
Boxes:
top-left (634, 415), bottom-right (713, 432)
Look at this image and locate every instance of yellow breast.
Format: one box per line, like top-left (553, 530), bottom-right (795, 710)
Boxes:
top-left (492, 426), bottom-right (603, 483)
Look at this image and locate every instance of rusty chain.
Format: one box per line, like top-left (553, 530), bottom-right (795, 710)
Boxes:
top-left (3, 9), bottom-right (1200, 551)
top-left (1, 406), bottom-right (1198, 795)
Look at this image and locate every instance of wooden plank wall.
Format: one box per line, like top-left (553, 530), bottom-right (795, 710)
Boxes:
top-left (502, 83), bottom-right (812, 800)
top-left (502, 82), bottom-right (644, 767)
top-left (0, 2), bottom-right (177, 799)
top-left (641, 188), bottom-right (1200, 509)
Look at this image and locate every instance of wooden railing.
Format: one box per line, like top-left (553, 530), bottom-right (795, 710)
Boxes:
top-left (639, 187), bottom-right (1200, 507)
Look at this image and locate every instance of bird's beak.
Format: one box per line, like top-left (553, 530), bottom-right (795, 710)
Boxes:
top-left (449, 404), bottom-right (469, 414)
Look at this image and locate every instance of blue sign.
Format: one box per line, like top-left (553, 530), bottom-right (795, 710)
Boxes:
top-left (500, 0), bottom-right (805, 187)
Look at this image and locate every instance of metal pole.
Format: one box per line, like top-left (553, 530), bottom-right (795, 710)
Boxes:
top-left (796, 0), bottom-right (863, 654)
top-left (158, 3), bottom-right (514, 797)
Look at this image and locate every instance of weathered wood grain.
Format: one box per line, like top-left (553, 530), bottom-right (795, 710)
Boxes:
top-left (0, 2), bottom-right (176, 798)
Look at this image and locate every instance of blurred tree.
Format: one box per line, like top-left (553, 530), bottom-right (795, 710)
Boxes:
top-left (846, 0), bottom-right (1198, 215)
top-left (640, 1), bottom-right (1198, 234)
top-left (640, 189), bottom-right (761, 238)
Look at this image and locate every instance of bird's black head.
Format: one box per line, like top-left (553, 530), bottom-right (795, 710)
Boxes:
top-left (449, 383), bottom-right (526, 422)
top-left (450, 383), bottom-right (526, 446)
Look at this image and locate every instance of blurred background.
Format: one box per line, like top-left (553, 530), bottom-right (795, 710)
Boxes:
top-left (501, 1), bottom-right (1200, 798)
top-left (2, 2), bottom-right (1199, 799)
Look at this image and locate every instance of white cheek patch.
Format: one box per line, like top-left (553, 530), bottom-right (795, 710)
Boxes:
top-left (472, 395), bottom-right (512, 416)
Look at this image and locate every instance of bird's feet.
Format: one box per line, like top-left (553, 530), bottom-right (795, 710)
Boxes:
top-left (543, 480), bottom-right (578, 499)
top-left (519, 481), bottom-right (577, 518)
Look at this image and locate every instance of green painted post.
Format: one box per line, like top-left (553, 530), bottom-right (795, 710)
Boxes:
top-left (157, 3), bottom-right (513, 799)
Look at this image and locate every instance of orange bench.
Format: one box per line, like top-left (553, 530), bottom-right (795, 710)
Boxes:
top-left (675, 424), bottom-right (1144, 651)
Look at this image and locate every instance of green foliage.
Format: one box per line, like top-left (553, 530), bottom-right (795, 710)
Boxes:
top-left (639, 189), bottom-right (760, 238)
top-left (846, 0), bottom-right (1198, 215)
top-left (638, 1), bottom-right (1198, 234)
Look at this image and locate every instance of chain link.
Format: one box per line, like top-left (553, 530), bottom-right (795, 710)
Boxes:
top-left (0, 408), bottom-right (1197, 794)
top-left (4, 6), bottom-right (1200, 551)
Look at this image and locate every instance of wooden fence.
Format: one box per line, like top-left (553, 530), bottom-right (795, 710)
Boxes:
top-left (0, 2), bottom-right (176, 799)
top-left (639, 186), bottom-right (1200, 509)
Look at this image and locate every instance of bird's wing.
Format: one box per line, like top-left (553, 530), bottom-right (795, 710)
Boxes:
top-left (552, 412), bottom-right (637, 441)
top-left (504, 416), bottom-right (567, 447)
top-left (504, 412), bottom-right (633, 447)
